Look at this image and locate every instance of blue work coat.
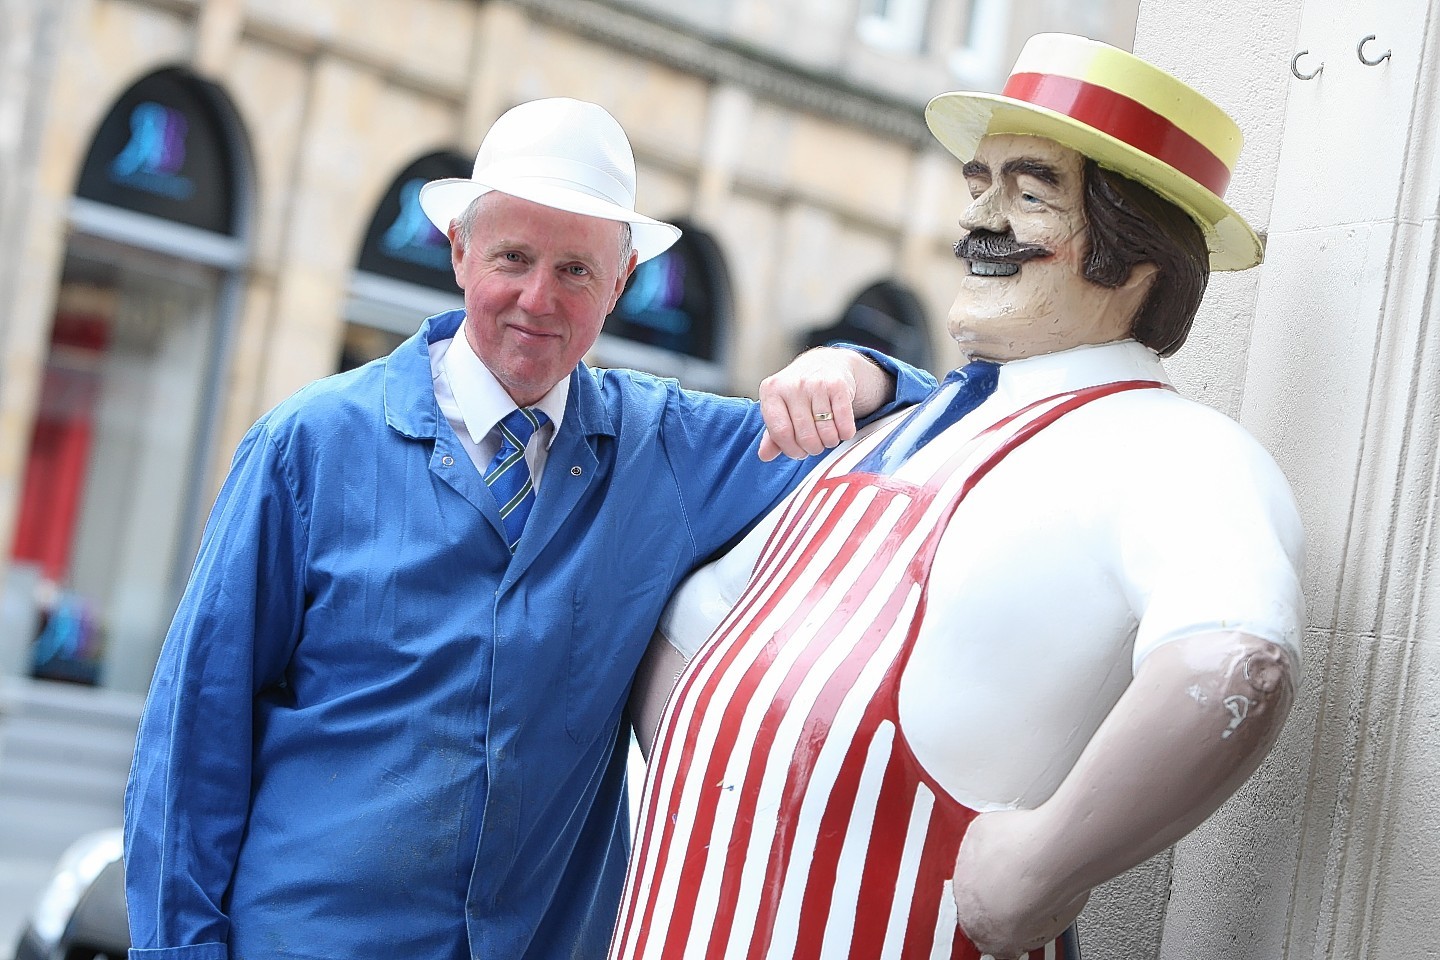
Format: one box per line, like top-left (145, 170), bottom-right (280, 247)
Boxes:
top-left (124, 309), bottom-right (933, 960)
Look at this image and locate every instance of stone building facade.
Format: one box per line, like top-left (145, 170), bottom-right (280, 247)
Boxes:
top-left (5, 1), bottom-right (1438, 959)
top-left (0, 0), bottom-right (1138, 696)
top-left (32, 3), bottom-right (1440, 960)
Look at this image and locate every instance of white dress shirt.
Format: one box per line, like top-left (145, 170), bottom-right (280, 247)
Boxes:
top-left (429, 320), bottom-right (569, 486)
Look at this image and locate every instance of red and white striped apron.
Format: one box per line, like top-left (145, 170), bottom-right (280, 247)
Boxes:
top-left (611, 380), bottom-right (1161, 960)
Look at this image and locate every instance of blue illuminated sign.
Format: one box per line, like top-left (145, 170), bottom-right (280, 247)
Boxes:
top-left (615, 252), bottom-right (690, 336)
top-left (356, 153), bottom-right (471, 293)
top-left (606, 225), bottom-right (726, 362)
top-left (108, 101), bottom-right (196, 200)
top-left (77, 68), bottom-right (237, 235)
top-left (378, 178), bottom-right (453, 271)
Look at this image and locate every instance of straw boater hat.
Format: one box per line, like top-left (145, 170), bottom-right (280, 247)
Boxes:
top-left (925, 33), bottom-right (1262, 271)
top-left (419, 97), bottom-right (681, 264)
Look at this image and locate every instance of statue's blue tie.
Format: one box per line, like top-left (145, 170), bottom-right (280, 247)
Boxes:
top-left (484, 407), bottom-right (547, 553)
top-left (852, 360), bottom-right (1000, 475)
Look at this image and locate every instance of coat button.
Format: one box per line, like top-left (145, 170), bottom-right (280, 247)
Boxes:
top-left (442, 455), bottom-right (455, 467)
top-left (570, 466), bottom-right (582, 476)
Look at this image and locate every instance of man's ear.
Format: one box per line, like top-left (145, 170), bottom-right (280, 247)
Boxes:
top-left (448, 221), bottom-right (466, 284)
top-left (609, 249), bottom-right (639, 312)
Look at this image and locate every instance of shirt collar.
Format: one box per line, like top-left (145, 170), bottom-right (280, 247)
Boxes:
top-left (989, 339), bottom-right (1171, 405)
top-left (441, 320), bottom-right (570, 448)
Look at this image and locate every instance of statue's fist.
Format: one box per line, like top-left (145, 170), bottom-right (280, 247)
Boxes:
top-left (952, 810), bottom-right (1087, 959)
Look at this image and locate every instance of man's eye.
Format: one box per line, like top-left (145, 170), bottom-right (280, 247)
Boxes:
top-left (567, 264), bottom-right (590, 277)
top-left (1020, 192), bottom-right (1043, 205)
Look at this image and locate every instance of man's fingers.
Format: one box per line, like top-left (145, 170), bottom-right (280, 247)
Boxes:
top-left (757, 348), bottom-right (863, 460)
top-left (761, 385), bottom-right (826, 459)
top-left (758, 388), bottom-right (800, 459)
top-left (781, 390), bottom-right (828, 457)
top-left (823, 379), bottom-right (858, 441)
top-left (809, 407), bottom-right (842, 451)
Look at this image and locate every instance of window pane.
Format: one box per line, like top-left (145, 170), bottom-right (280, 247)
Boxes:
top-left (338, 322), bottom-right (407, 373)
top-left (6, 252), bottom-right (220, 692)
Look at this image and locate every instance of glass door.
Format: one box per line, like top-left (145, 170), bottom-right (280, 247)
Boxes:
top-left (7, 244), bottom-right (221, 693)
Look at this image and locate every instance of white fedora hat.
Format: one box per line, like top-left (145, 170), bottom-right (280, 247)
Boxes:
top-left (419, 97), bottom-right (681, 264)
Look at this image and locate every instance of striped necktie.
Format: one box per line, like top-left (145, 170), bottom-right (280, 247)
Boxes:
top-left (484, 407), bottom-right (547, 553)
top-left (851, 360), bottom-right (1000, 475)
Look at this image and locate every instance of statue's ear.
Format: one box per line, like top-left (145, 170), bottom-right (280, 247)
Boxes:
top-left (1110, 261), bottom-right (1160, 340)
top-left (1124, 261), bottom-right (1160, 296)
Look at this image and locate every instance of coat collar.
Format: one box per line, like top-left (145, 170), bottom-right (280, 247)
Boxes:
top-left (384, 309), bottom-right (617, 442)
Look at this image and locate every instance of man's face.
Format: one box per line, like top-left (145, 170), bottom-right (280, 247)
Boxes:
top-left (451, 192), bottom-right (636, 407)
top-left (947, 134), bottom-right (1154, 362)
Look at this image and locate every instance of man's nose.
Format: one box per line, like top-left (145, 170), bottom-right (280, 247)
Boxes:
top-left (959, 187), bottom-right (1008, 234)
top-left (518, 271), bottom-right (557, 314)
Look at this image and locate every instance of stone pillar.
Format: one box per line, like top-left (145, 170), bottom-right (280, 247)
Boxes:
top-left (0, 0), bottom-right (74, 677)
top-left (1126, 1), bottom-right (1440, 958)
top-left (693, 84), bottom-right (752, 226)
top-left (191, 0), bottom-right (244, 79)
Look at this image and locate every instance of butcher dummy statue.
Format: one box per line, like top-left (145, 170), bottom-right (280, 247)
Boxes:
top-left (611, 33), bottom-right (1305, 960)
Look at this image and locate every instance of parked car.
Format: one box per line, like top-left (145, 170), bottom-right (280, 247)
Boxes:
top-left (12, 828), bottom-right (129, 960)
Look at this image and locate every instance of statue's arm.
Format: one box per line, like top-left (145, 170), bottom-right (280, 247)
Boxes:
top-left (630, 631), bottom-right (690, 761)
top-left (952, 629), bottom-right (1296, 958)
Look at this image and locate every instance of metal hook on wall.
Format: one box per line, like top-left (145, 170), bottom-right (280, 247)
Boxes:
top-left (1290, 50), bottom-right (1323, 80)
top-left (1357, 35), bottom-right (1391, 66)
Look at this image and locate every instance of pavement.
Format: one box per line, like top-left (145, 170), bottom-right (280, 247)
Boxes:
top-left (0, 676), bottom-right (140, 955)
top-left (0, 675), bottom-right (652, 956)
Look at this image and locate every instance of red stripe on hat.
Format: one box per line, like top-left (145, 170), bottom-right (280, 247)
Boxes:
top-left (1003, 72), bottom-right (1231, 197)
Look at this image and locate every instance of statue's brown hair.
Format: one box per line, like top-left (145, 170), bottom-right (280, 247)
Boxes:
top-left (1081, 160), bottom-right (1210, 357)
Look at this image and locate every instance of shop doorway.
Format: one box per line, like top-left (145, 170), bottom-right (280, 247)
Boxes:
top-left (3, 68), bottom-right (249, 693)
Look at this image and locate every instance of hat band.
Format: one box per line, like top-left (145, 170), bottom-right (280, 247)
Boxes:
top-left (475, 156), bottom-right (635, 209)
top-left (1002, 72), bottom-right (1232, 197)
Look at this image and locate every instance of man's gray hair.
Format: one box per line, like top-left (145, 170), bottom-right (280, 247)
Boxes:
top-left (456, 195), bottom-right (635, 270)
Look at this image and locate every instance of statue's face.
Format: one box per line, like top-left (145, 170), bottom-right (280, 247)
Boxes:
top-left (947, 134), bottom-right (1154, 362)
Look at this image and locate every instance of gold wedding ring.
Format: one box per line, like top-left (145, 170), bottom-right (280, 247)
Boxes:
top-left (813, 411), bottom-right (834, 422)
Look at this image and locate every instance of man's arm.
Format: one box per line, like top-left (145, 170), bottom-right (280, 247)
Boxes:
top-left (628, 395), bottom-right (903, 756)
top-left (951, 630), bottom-right (1296, 958)
top-left (124, 423), bottom-right (304, 959)
top-left (756, 344), bottom-right (931, 461)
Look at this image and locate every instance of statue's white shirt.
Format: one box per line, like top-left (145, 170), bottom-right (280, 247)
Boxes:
top-left (662, 339), bottom-right (1305, 812)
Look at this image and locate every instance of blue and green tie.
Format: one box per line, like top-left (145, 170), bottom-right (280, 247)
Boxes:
top-left (484, 407), bottom-right (547, 553)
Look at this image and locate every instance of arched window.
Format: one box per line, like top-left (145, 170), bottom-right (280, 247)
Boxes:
top-left (74, 68), bottom-right (241, 235)
top-left (594, 220), bottom-right (733, 392)
top-left (7, 68), bottom-right (251, 693)
top-left (802, 279), bottom-right (932, 370)
top-left (341, 151), bottom-right (471, 371)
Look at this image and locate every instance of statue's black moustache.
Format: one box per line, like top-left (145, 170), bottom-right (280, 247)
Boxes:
top-left (953, 229), bottom-right (1052, 264)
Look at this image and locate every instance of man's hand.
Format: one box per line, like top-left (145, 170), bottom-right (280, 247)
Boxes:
top-left (952, 810), bottom-right (1088, 959)
top-left (757, 347), bottom-right (893, 461)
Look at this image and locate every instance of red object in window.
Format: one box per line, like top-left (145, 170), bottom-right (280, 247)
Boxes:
top-left (11, 310), bottom-right (111, 582)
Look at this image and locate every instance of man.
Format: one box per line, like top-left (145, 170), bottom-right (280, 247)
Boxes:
top-left (614, 35), bottom-right (1305, 960)
top-left (123, 98), bottom-right (933, 960)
